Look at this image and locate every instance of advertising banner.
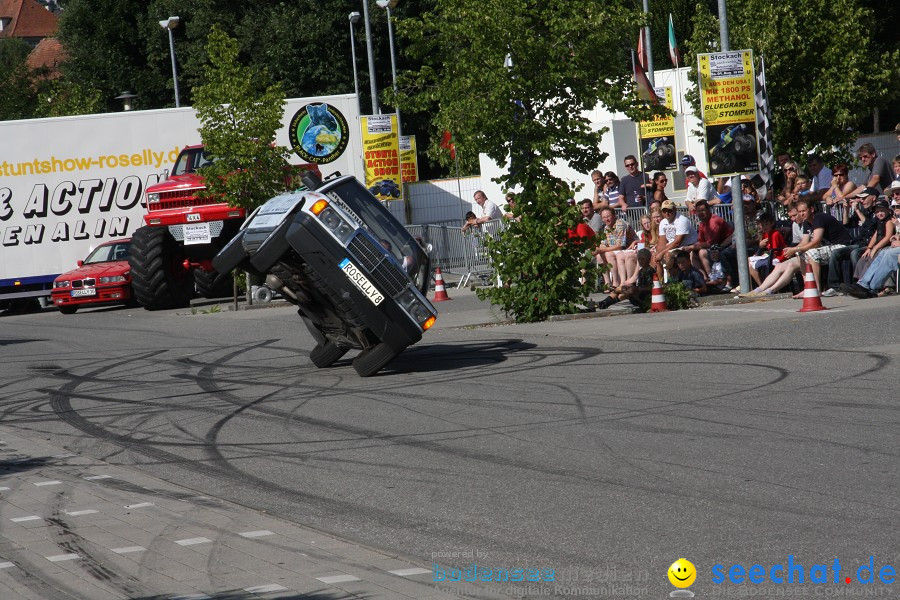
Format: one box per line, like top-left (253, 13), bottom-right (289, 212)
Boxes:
top-left (360, 114), bottom-right (403, 201)
top-left (697, 49), bottom-right (760, 176)
top-left (638, 86), bottom-right (677, 173)
top-left (399, 135), bottom-right (419, 183)
top-left (0, 94), bottom-right (362, 287)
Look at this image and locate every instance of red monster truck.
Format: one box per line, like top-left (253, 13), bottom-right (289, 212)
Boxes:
top-left (129, 145), bottom-right (318, 310)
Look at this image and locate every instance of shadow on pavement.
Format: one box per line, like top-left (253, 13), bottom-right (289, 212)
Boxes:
top-left (136, 591), bottom-right (373, 600)
top-left (382, 339), bottom-right (534, 375)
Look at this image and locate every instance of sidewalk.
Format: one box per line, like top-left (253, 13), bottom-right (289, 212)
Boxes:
top-left (0, 428), bottom-right (503, 600)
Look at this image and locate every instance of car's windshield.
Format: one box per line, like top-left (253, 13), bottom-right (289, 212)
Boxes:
top-left (327, 180), bottom-right (429, 293)
top-left (84, 243), bottom-right (130, 264)
top-left (172, 148), bottom-right (217, 175)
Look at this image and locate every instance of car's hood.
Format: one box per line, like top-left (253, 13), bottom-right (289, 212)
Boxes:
top-left (55, 260), bottom-right (131, 281)
top-left (146, 174), bottom-right (206, 194)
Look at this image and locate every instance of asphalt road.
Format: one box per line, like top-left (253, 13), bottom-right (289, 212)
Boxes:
top-left (1, 297), bottom-right (898, 599)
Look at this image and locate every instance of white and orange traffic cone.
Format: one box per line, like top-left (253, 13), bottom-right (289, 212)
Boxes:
top-left (650, 273), bottom-right (668, 312)
top-left (433, 267), bottom-right (451, 302)
top-left (798, 262), bottom-right (828, 312)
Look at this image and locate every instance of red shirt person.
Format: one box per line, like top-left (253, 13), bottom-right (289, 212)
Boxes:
top-left (685, 199), bottom-right (733, 276)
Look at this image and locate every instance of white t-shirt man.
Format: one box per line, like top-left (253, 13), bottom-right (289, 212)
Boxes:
top-left (686, 177), bottom-right (714, 204)
top-left (473, 190), bottom-right (503, 223)
top-left (659, 213), bottom-right (699, 247)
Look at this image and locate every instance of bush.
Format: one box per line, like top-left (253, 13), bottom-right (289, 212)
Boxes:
top-left (664, 281), bottom-right (693, 311)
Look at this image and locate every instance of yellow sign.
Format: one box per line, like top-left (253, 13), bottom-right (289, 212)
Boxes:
top-left (697, 50), bottom-right (759, 176)
top-left (638, 86), bottom-right (677, 172)
top-left (399, 135), bottom-right (419, 183)
top-left (360, 114), bottom-right (403, 201)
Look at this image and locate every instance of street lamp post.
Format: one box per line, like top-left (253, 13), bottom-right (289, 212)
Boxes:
top-left (348, 12), bottom-right (362, 115)
top-left (159, 16), bottom-right (181, 108)
top-left (360, 0), bottom-right (379, 114)
top-left (375, 0), bottom-right (401, 137)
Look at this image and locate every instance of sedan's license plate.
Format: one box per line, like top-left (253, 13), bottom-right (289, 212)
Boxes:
top-left (339, 258), bottom-right (384, 305)
top-left (71, 288), bottom-right (96, 298)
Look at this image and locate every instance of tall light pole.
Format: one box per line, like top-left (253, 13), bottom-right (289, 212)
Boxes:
top-left (348, 12), bottom-right (362, 114)
top-left (376, 0), bottom-right (401, 137)
top-left (159, 16), bottom-right (181, 108)
top-left (360, 0), bottom-right (379, 114)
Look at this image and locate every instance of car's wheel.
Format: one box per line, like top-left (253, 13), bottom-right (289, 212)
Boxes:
top-left (309, 341), bottom-right (349, 368)
top-left (352, 342), bottom-right (401, 377)
top-left (58, 305), bottom-right (78, 315)
top-left (194, 268), bottom-right (232, 299)
top-left (129, 226), bottom-right (193, 310)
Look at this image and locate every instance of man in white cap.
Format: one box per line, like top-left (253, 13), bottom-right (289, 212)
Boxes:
top-left (684, 166), bottom-right (714, 211)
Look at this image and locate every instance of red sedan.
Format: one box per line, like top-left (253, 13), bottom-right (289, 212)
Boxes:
top-left (51, 239), bottom-right (133, 314)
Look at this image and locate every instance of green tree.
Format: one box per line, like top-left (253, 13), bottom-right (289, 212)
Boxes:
top-left (0, 38), bottom-right (38, 120)
top-left (34, 79), bottom-right (104, 118)
top-left (683, 0), bottom-right (899, 160)
top-left (397, 0), bottom-right (650, 321)
top-left (192, 26), bottom-right (289, 211)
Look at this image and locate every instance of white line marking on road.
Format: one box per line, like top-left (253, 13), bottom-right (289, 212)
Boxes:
top-left (112, 546), bottom-right (145, 554)
top-left (316, 574), bottom-right (361, 584)
top-left (33, 480), bottom-right (63, 487)
top-left (83, 475), bottom-right (111, 480)
top-left (10, 516), bottom-right (41, 523)
top-left (238, 530), bottom-right (274, 538)
top-left (0, 487), bottom-right (9, 491)
top-left (65, 510), bottom-right (98, 516)
top-left (46, 553), bottom-right (79, 562)
top-left (52, 453), bottom-right (76, 459)
top-left (245, 584), bottom-right (288, 593)
top-left (124, 502), bottom-right (154, 509)
top-left (175, 537), bottom-right (211, 546)
top-left (0, 562), bottom-right (14, 569)
top-left (168, 595), bottom-right (212, 600)
top-left (389, 567), bottom-right (432, 576)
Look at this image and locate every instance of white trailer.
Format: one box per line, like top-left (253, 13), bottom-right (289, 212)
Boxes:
top-left (0, 94), bottom-right (364, 309)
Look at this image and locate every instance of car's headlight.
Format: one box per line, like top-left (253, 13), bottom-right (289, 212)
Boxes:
top-left (317, 207), bottom-right (355, 243)
top-left (396, 287), bottom-right (433, 326)
top-left (99, 275), bottom-right (127, 284)
top-left (53, 280), bottom-right (71, 288)
top-left (148, 193), bottom-right (160, 203)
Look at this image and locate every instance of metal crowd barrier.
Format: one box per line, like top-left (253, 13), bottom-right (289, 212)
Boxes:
top-left (408, 220), bottom-right (505, 288)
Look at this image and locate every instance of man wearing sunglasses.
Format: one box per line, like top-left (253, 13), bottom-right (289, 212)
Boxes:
top-left (847, 143), bottom-right (893, 196)
top-left (619, 155), bottom-right (650, 209)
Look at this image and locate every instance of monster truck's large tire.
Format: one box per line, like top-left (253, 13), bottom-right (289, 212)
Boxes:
top-left (352, 342), bottom-right (401, 377)
top-left (129, 226), bottom-right (193, 310)
top-left (309, 342), bottom-right (349, 368)
top-left (194, 268), bottom-right (233, 299)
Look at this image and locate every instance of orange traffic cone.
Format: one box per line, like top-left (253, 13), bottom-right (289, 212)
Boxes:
top-left (433, 267), bottom-right (451, 302)
top-left (650, 273), bottom-right (668, 312)
top-left (798, 262), bottom-right (828, 312)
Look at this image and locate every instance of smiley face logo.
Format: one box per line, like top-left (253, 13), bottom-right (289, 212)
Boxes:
top-left (668, 558), bottom-right (696, 588)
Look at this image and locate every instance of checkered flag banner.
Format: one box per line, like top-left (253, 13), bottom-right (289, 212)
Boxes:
top-left (755, 56), bottom-right (774, 193)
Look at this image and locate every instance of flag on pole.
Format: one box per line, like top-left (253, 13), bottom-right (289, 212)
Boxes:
top-left (755, 56), bottom-right (774, 194)
top-left (637, 29), bottom-right (649, 72)
top-left (631, 49), bottom-right (658, 104)
top-left (667, 14), bottom-right (680, 67)
top-left (440, 130), bottom-right (456, 160)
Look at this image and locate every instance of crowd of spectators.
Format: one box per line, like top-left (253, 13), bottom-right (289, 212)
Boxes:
top-left (463, 126), bottom-right (900, 309)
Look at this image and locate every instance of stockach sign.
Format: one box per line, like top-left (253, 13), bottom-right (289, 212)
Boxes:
top-left (360, 114), bottom-right (403, 202)
top-left (638, 86), bottom-right (677, 173)
top-left (288, 103), bottom-right (350, 164)
top-left (697, 49), bottom-right (760, 177)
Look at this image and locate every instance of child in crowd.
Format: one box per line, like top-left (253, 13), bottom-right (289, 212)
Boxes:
top-left (672, 250), bottom-right (707, 295)
top-left (748, 212), bottom-right (786, 286)
top-left (596, 248), bottom-right (655, 311)
top-left (705, 245), bottom-right (728, 293)
top-left (461, 211), bottom-right (479, 232)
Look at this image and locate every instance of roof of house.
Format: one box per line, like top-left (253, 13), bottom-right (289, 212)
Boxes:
top-left (26, 36), bottom-right (64, 75)
top-left (0, 0), bottom-right (58, 39)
